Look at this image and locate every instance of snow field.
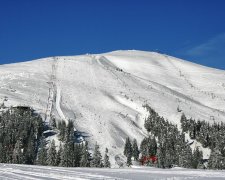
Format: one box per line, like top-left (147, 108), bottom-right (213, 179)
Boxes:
top-left (0, 50), bottom-right (225, 166)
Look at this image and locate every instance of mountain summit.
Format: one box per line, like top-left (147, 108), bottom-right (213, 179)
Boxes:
top-left (0, 50), bottom-right (225, 163)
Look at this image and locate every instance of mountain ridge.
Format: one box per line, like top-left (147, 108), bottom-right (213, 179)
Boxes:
top-left (0, 50), bottom-right (224, 164)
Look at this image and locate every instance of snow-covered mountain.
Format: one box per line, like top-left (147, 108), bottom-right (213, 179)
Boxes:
top-left (0, 50), bottom-right (225, 164)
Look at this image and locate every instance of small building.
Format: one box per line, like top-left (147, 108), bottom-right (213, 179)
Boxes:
top-left (140, 156), bottom-right (157, 165)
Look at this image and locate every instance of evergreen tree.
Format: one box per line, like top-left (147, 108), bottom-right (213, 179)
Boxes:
top-left (163, 140), bottom-right (174, 168)
top-left (126, 152), bottom-right (132, 167)
top-left (36, 136), bottom-right (48, 165)
top-left (181, 145), bottom-right (193, 168)
top-left (24, 134), bottom-right (36, 164)
top-left (180, 113), bottom-right (188, 132)
top-left (156, 143), bottom-right (165, 168)
top-left (132, 139), bottom-right (139, 161)
top-left (103, 148), bottom-right (111, 168)
top-left (0, 143), bottom-right (6, 163)
top-left (192, 147), bottom-right (203, 169)
top-left (59, 120), bottom-right (76, 167)
top-left (208, 146), bottom-right (225, 170)
top-left (124, 137), bottom-right (132, 157)
top-left (91, 142), bottom-right (103, 167)
top-left (140, 136), bottom-right (157, 157)
top-left (12, 139), bottom-right (23, 164)
top-left (124, 137), bottom-right (133, 167)
top-left (60, 141), bottom-right (74, 167)
top-left (56, 143), bottom-right (63, 166)
top-left (0, 107), bottom-right (44, 165)
top-left (65, 120), bottom-right (74, 142)
top-left (58, 121), bottom-right (66, 141)
top-left (47, 140), bottom-right (57, 166)
top-left (80, 142), bottom-right (91, 167)
top-left (73, 143), bottom-right (82, 167)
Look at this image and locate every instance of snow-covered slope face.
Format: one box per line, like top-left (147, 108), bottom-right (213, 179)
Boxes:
top-left (0, 50), bottom-right (225, 163)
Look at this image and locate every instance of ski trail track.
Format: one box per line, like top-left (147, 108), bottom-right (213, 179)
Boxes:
top-left (45, 57), bottom-right (69, 126)
top-left (96, 56), bottom-right (143, 102)
top-left (163, 55), bottom-right (225, 118)
top-left (95, 56), bottom-right (150, 131)
top-left (96, 55), bottom-right (225, 123)
top-left (54, 58), bottom-right (70, 126)
top-left (88, 55), bottom-right (99, 90)
top-left (1, 163), bottom-right (225, 180)
top-left (97, 55), bottom-right (192, 107)
top-left (55, 87), bottom-right (67, 122)
top-left (0, 164), bottom-right (129, 180)
top-left (164, 54), bottom-right (225, 103)
top-left (89, 56), bottom-right (148, 150)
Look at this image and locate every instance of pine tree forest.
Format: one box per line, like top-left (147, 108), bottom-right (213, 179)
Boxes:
top-left (0, 105), bottom-right (225, 169)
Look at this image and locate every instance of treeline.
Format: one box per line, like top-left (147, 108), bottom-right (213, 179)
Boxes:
top-left (0, 107), bottom-right (44, 164)
top-left (0, 107), bottom-right (111, 168)
top-left (123, 138), bottom-right (139, 166)
top-left (142, 105), bottom-right (203, 169)
top-left (181, 114), bottom-right (225, 152)
top-left (181, 114), bottom-right (225, 169)
top-left (124, 105), bottom-right (225, 169)
top-left (37, 120), bottom-right (111, 168)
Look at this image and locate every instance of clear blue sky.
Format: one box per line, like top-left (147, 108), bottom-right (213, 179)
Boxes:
top-left (1, 0), bottom-right (225, 70)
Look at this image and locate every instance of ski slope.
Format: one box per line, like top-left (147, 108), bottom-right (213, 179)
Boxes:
top-left (0, 164), bottom-right (225, 180)
top-left (0, 50), bottom-right (225, 165)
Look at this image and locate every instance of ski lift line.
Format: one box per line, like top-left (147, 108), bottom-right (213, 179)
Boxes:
top-left (164, 55), bottom-right (222, 103)
top-left (55, 58), bottom-right (77, 130)
top-left (45, 57), bottom-right (58, 123)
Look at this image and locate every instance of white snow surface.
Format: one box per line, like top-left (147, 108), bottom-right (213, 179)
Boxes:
top-left (0, 50), bottom-right (225, 164)
top-left (0, 163), bottom-right (225, 180)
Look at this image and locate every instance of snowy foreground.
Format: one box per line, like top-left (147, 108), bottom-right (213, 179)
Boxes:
top-left (0, 164), bottom-right (225, 180)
